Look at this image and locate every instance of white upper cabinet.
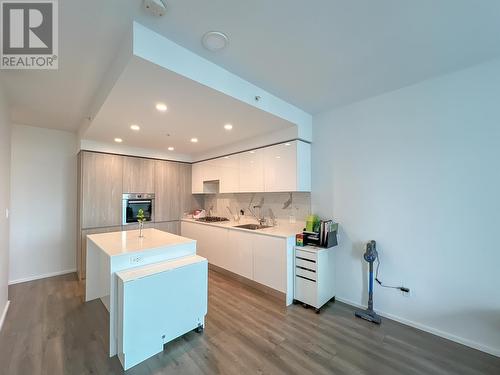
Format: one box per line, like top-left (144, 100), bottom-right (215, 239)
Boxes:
top-left (264, 140), bottom-right (311, 192)
top-left (238, 149), bottom-right (265, 193)
top-left (191, 140), bottom-right (311, 193)
top-left (215, 155), bottom-right (240, 193)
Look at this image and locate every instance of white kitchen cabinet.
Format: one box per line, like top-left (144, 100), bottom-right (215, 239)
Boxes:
top-left (181, 221), bottom-right (228, 267)
top-left (192, 163), bottom-right (204, 194)
top-left (226, 230), bottom-right (254, 279)
top-left (253, 234), bottom-right (287, 293)
top-left (264, 140), bottom-right (311, 192)
top-left (181, 221), bottom-right (294, 305)
top-left (191, 140), bottom-right (311, 194)
top-left (191, 160), bottom-right (220, 194)
top-left (215, 155), bottom-right (240, 193)
top-left (239, 149), bottom-right (265, 192)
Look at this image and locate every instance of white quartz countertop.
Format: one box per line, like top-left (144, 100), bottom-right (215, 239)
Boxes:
top-left (181, 218), bottom-right (304, 239)
top-left (87, 228), bottom-right (196, 257)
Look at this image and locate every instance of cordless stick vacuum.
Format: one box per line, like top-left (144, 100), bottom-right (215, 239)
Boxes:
top-left (355, 240), bottom-right (382, 324)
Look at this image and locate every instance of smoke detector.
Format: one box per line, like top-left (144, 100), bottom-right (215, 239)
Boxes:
top-left (143, 0), bottom-right (167, 17)
top-left (202, 31), bottom-right (229, 51)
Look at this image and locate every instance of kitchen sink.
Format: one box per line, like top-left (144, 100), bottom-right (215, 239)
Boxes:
top-left (233, 224), bottom-right (271, 230)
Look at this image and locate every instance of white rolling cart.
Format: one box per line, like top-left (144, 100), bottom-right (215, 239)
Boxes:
top-left (293, 245), bottom-right (336, 313)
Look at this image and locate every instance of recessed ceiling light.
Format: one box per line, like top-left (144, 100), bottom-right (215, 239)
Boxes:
top-left (249, 150), bottom-right (255, 154)
top-left (224, 123), bottom-right (233, 130)
top-left (156, 103), bottom-right (167, 112)
top-left (224, 156), bottom-right (230, 159)
top-left (190, 138), bottom-right (198, 143)
top-left (168, 146), bottom-right (174, 151)
top-left (114, 138), bottom-right (123, 143)
top-left (276, 156), bottom-right (281, 159)
top-left (285, 143), bottom-right (291, 146)
top-left (130, 124), bottom-right (140, 131)
top-left (202, 31), bottom-right (229, 51)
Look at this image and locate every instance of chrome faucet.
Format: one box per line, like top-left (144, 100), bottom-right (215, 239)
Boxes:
top-left (248, 194), bottom-right (266, 225)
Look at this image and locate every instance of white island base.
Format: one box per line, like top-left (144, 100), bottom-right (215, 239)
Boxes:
top-left (85, 228), bottom-right (207, 369)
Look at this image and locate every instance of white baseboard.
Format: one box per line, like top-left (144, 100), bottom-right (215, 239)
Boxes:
top-left (8, 269), bottom-right (77, 285)
top-left (336, 296), bottom-right (500, 358)
top-left (0, 300), bottom-right (10, 332)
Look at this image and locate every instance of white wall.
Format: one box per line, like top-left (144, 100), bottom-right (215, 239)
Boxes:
top-left (9, 125), bottom-right (77, 283)
top-left (312, 58), bottom-right (500, 357)
top-left (0, 84), bottom-right (11, 329)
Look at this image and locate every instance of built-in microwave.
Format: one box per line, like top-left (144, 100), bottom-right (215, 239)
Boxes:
top-left (122, 193), bottom-right (155, 225)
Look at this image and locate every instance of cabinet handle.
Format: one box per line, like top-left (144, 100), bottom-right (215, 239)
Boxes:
top-left (296, 256), bottom-right (316, 263)
top-left (296, 265), bottom-right (316, 273)
top-left (296, 274), bottom-right (316, 283)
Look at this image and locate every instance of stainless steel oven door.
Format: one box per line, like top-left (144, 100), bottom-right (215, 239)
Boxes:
top-left (122, 193), bottom-right (155, 225)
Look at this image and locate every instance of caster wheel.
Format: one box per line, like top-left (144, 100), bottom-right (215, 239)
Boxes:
top-left (315, 308), bottom-right (321, 314)
top-left (332, 296), bottom-right (336, 303)
top-left (293, 299), bottom-right (299, 305)
top-left (195, 325), bottom-right (204, 333)
top-left (303, 303), bottom-right (308, 309)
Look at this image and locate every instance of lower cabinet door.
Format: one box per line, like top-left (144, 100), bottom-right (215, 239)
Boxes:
top-left (295, 276), bottom-right (317, 307)
top-left (252, 235), bottom-right (286, 293)
top-left (180, 222), bottom-right (228, 265)
top-left (226, 230), bottom-right (253, 279)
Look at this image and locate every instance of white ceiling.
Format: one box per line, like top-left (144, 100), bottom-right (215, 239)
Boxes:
top-left (85, 56), bottom-right (295, 155)
top-left (1, 0), bottom-right (500, 132)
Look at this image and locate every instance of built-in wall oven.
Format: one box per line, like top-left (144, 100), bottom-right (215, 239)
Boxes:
top-left (122, 193), bottom-right (155, 225)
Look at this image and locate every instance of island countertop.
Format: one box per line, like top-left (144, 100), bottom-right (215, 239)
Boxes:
top-left (87, 228), bottom-right (196, 257)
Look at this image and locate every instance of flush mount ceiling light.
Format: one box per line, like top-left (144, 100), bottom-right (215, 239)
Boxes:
top-left (285, 143), bottom-right (291, 146)
top-left (168, 146), bottom-right (174, 151)
top-left (202, 31), bottom-right (229, 51)
top-left (114, 138), bottom-right (123, 143)
top-left (190, 138), bottom-right (198, 143)
top-left (156, 103), bottom-right (167, 112)
top-left (224, 123), bottom-right (233, 130)
top-left (130, 124), bottom-right (140, 131)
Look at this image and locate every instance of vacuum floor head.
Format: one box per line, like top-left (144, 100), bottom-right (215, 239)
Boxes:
top-left (355, 309), bottom-right (381, 324)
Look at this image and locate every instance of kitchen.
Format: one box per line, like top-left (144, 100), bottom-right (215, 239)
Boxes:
top-left (1, 1), bottom-right (499, 374)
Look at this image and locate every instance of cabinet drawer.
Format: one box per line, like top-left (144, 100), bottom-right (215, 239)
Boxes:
top-left (296, 257), bottom-right (316, 271)
top-left (295, 275), bottom-right (317, 306)
top-left (296, 248), bottom-right (316, 262)
top-left (295, 267), bottom-right (316, 281)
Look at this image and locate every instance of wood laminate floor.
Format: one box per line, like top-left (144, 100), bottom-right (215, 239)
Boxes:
top-left (0, 271), bottom-right (498, 375)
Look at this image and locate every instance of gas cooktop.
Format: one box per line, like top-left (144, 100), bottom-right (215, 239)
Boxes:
top-left (195, 216), bottom-right (230, 223)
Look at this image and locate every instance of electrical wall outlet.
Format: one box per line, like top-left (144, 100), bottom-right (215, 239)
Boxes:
top-left (130, 255), bottom-right (143, 264)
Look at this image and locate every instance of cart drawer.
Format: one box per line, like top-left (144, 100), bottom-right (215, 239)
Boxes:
top-left (295, 275), bottom-right (317, 306)
top-left (296, 257), bottom-right (316, 271)
top-left (295, 266), bottom-right (316, 281)
top-left (296, 248), bottom-right (316, 262)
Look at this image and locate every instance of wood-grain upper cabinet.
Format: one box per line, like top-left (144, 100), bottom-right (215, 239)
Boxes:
top-left (81, 152), bottom-right (123, 229)
top-left (154, 160), bottom-right (180, 222)
top-left (122, 157), bottom-right (155, 193)
top-left (178, 163), bottom-right (193, 216)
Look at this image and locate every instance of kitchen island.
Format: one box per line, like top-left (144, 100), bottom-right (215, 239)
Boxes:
top-left (85, 228), bottom-right (201, 360)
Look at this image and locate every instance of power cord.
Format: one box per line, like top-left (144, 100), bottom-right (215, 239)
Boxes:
top-left (374, 252), bottom-right (410, 293)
